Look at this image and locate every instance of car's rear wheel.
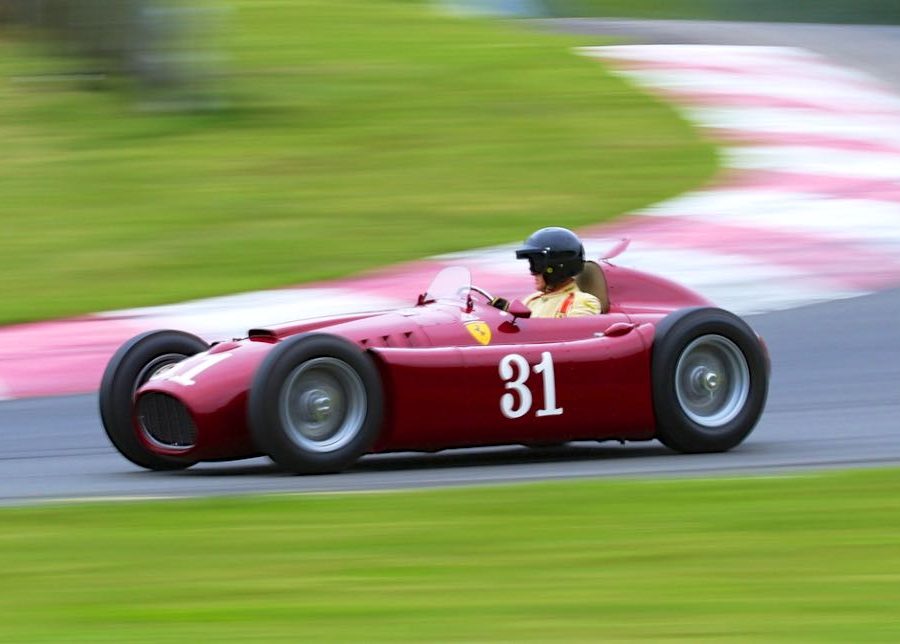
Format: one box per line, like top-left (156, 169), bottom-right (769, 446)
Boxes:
top-left (652, 308), bottom-right (768, 453)
top-left (99, 330), bottom-right (209, 470)
top-left (247, 334), bottom-right (383, 474)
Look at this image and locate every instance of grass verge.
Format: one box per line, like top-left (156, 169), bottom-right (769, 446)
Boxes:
top-left (1, 468), bottom-right (899, 640)
top-left (0, 0), bottom-right (716, 324)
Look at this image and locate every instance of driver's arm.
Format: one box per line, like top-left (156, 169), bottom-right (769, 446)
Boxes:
top-left (567, 293), bottom-right (602, 317)
top-left (490, 296), bottom-right (510, 311)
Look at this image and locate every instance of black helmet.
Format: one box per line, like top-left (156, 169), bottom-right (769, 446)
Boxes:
top-left (515, 227), bottom-right (585, 287)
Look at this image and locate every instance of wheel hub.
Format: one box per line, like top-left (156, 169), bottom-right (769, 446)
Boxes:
top-left (691, 367), bottom-right (721, 393)
top-left (301, 388), bottom-right (334, 423)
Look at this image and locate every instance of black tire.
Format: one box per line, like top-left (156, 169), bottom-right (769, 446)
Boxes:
top-left (99, 330), bottom-right (209, 470)
top-left (247, 333), bottom-right (384, 474)
top-left (652, 308), bottom-right (769, 453)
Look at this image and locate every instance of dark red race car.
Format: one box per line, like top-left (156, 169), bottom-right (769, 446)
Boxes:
top-left (100, 242), bottom-right (769, 474)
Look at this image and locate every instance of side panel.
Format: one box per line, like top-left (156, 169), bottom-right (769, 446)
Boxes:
top-left (370, 325), bottom-right (656, 452)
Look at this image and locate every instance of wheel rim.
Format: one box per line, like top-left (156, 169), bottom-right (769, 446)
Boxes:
top-left (134, 353), bottom-right (186, 397)
top-left (674, 334), bottom-right (750, 428)
top-left (279, 357), bottom-right (367, 453)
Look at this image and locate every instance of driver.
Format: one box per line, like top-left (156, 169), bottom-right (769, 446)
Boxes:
top-left (512, 227), bottom-right (601, 318)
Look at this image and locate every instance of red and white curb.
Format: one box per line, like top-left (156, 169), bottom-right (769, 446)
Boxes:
top-left (4, 44), bottom-right (900, 399)
top-left (581, 45), bottom-right (900, 308)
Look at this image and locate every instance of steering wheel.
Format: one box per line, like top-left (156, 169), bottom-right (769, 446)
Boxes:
top-left (470, 284), bottom-right (516, 313)
top-left (469, 285), bottom-right (495, 302)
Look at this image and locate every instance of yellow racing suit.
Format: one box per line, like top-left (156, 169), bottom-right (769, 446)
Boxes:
top-left (523, 280), bottom-right (601, 318)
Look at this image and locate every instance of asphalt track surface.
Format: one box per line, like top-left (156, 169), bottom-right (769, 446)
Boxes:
top-left (3, 20), bottom-right (900, 504)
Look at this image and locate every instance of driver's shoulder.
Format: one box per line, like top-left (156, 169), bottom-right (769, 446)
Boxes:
top-left (572, 289), bottom-right (602, 314)
top-left (523, 291), bottom-right (542, 305)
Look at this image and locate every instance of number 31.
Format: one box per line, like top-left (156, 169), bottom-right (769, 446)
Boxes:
top-left (498, 351), bottom-right (563, 419)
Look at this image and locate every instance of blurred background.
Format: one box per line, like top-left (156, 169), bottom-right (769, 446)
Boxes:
top-left (0, 0), bottom-right (719, 324)
top-left (1, 0), bottom-right (899, 327)
top-left (0, 0), bottom-right (225, 105)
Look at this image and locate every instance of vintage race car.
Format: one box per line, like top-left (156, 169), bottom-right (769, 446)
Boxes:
top-left (100, 241), bottom-right (769, 474)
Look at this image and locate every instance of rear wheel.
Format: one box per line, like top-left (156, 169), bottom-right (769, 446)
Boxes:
top-left (652, 308), bottom-right (768, 453)
top-left (99, 330), bottom-right (209, 470)
top-left (248, 334), bottom-right (383, 474)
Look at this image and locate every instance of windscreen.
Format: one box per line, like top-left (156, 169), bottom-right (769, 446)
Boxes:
top-left (423, 266), bottom-right (471, 305)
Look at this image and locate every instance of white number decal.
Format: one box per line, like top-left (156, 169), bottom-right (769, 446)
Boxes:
top-left (533, 351), bottom-right (564, 417)
top-left (152, 352), bottom-right (232, 386)
top-left (498, 351), bottom-right (564, 419)
top-left (499, 354), bottom-right (532, 419)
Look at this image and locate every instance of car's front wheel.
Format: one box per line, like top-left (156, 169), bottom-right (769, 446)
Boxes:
top-left (99, 330), bottom-right (209, 470)
top-left (247, 334), bottom-right (384, 474)
top-left (652, 308), bottom-right (769, 453)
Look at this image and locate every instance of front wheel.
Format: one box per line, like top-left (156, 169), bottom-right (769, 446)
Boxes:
top-left (99, 330), bottom-right (209, 470)
top-left (247, 334), bottom-right (384, 474)
top-left (652, 308), bottom-right (769, 453)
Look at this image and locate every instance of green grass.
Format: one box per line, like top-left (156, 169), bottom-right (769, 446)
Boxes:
top-left (541, 0), bottom-right (900, 24)
top-left (2, 468), bottom-right (900, 641)
top-left (0, 0), bottom-right (716, 324)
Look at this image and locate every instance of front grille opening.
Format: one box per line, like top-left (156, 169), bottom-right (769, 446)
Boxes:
top-left (137, 393), bottom-right (197, 450)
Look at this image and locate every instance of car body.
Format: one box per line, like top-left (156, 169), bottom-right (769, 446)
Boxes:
top-left (100, 242), bottom-right (770, 473)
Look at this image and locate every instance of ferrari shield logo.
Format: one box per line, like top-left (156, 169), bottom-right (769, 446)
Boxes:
top-left (465, 321), bottom-right (492, 345)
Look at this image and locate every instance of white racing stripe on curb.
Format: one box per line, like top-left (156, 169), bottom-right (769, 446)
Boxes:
top-left (686, 106), bottom-right (900, 144)
top-left (605, 243), bottom-right (864, 315)
top-left (643, 190), bottom-right (900, 253)
top-left (436, 244), bottom-right (524, 275)
top-left (583, 45), bottom-right (891, 90)
top-left (727, 146), bottom-right (900, 181)
top-left (587, 45), bottom-right (820, 68)
top-left (99, 289), bottom-right (407, 340)
top-left (614, 69), bottom-right (900, 111)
